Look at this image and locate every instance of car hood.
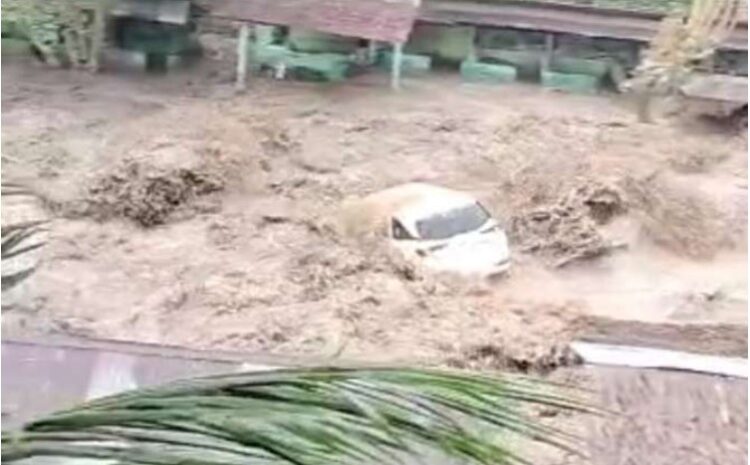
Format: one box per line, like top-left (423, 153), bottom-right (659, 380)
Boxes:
top-left (423, 231), bottom-right (510, 274)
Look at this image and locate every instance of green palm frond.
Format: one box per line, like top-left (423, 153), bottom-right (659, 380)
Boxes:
top-left (2, 367), bottom-right (597, 465)
top-left (1, 220), bottom-right (47, 259)
top-left (1, 183), bottom-right (47, 292)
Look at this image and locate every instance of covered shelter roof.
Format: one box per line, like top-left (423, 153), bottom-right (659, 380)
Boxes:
top-left (420, 0), bottom-right (747, 51)
top-left (208, 0), bottom-right (420, 43)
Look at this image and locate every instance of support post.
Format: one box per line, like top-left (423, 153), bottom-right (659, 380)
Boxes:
top-left (236, 23), bottom-right (250, 91)
top-left (145, 53), bottom-right (168, 74)
top-left (391, 42), bottom-right (403, 90)
top-left (467, 42), bottom-right (477, 63)
top-left (542, 32), bottom-right (554, 71)
top-left (367, 40), bottom-right (378, 65)
top-left (87, 2), bottom-right (106, 72)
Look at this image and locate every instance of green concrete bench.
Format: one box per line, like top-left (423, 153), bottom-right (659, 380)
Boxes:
top-left (286, 52), bottom-right (352, 81)
top-left (477, 48), bottom-right (544, 80)
top-left (460, 60), bottom-right (517, 83)
top-left (251, 43), bottom-right (353, 82)
top-left (541, 70), bottom-right (600, 93)
top-left (379, 50), bottom-right (432, 73)
top-left (288, 28), bottom-right (359, 54)
top-left (541, 56), bottom-right (608, 93)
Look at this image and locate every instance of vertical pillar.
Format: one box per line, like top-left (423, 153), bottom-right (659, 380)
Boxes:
top-left (706, 53), bottom-right (716, 73)
top-left (88, 2), bottom-right (107, 72)
top-left (391, 42), bottom-right (403, 90)
top-left (367, 40), bottom-right (378, 65)
top-left (236, 23), bottom-right (250, 91)
top-left (467, 41), bottom-right (477, 63)
top-left (145, 53), bottom-right (168, 73)
top-left (542, 32), bottom-right (555, 71)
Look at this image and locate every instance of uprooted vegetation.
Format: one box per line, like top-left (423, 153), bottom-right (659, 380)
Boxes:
top-left (81, 160), bottom-right (225, 227)
top-left (29, 104), bottom-right (290, 227)
top-left (508, 181), bottom-right (628, 268)
top-left (441, 302), bottom-right (585, 373)
top-left (448, 342), bottom-right (582, 374)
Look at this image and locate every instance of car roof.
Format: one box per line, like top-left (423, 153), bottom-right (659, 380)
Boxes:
top-left (362, 182), bottom-right (474, 212)
top-left (339, 183), bottom-right (478, 238)
top-left (392, 186), bottom-right (476, 223)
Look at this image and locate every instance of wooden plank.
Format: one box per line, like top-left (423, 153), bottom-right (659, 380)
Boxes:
top-left (578, 317), bottom-right (747, 357)
top-left (209, 0), bottom-right (419, 43)
top-left (571, 341), bottom-right (748, 378)
top-left (681, 74), bottom-right (749, 105)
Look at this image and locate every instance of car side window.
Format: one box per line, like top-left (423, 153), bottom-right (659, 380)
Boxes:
top-left (391, 219), bottom-right (413, 240)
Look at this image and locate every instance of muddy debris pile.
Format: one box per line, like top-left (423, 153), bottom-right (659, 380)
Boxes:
top-left (443, 302), bottom-right (585, 373)
top-left (509, 181), bottom-right (628, 267)
top-left (81, 160), bottom-right (225, 227)
top-left (448, 342), bottom-right (582, 374)
top-left (289, 237), bottom-right (422, 302)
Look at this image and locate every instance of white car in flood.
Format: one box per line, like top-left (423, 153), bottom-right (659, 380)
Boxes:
top-left (341, 183), bottom-right (511, 278)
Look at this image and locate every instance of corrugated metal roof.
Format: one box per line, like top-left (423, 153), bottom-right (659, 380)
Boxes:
top-left (208, 0), bottom-right (420, 43)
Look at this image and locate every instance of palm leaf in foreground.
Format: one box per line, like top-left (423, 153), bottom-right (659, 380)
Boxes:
top-left (2, 367), bottom-right (597, 465)
top-left (1, 182), bottom-right (48, 292)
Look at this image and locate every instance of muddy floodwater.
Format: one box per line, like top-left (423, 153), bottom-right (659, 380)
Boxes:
top-left (2, 56), bottom-right (746, 369)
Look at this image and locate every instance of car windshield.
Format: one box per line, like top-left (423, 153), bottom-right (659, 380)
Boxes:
top-left (415, 203), bottom-right (490, 240)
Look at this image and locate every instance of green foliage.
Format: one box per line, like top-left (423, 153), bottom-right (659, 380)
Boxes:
top-left (4, 0), bottom-right (65, 64)
top-left (2, 367), bottom-right (597, 465)
top-left (624, 0), bottom-right (742, 121)
top-left (2, 0), bottom-right (104, 67)
top-left (1, 183), bottom-right (47, 292)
